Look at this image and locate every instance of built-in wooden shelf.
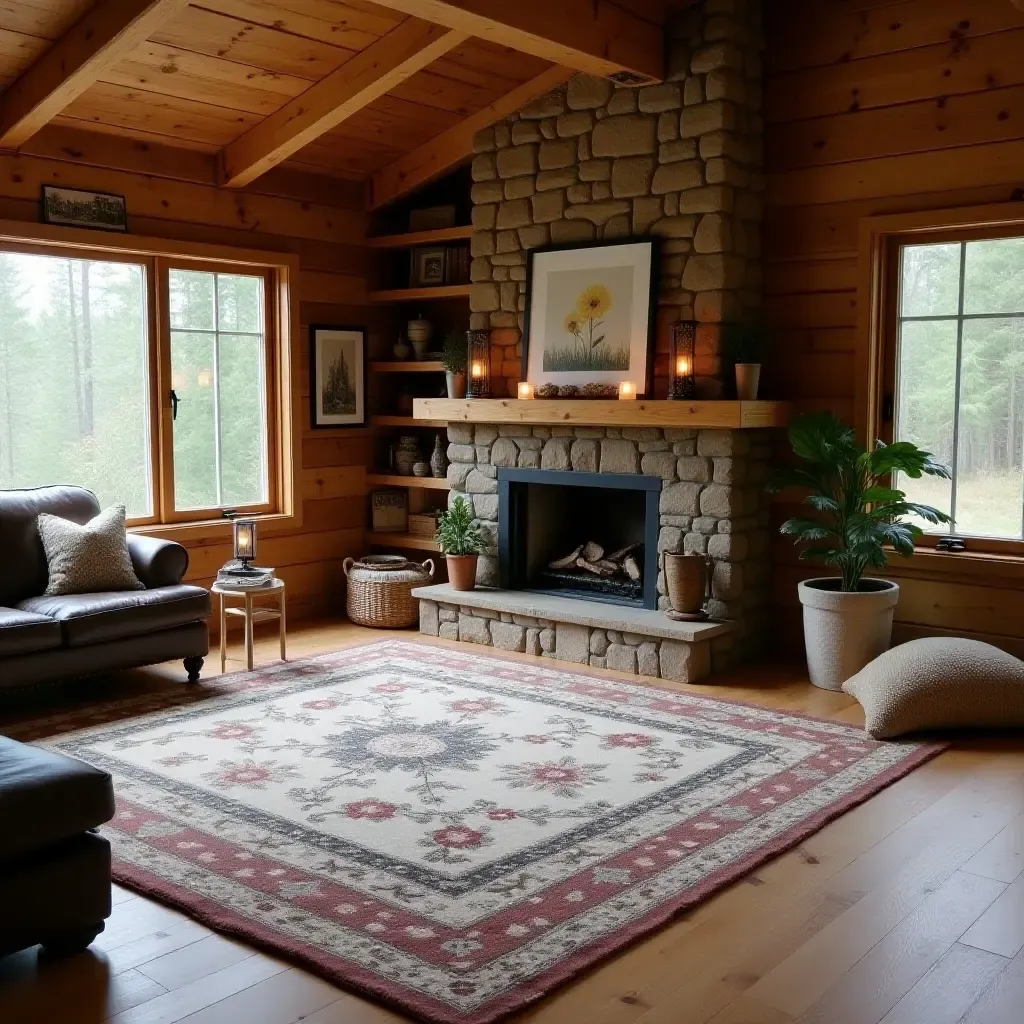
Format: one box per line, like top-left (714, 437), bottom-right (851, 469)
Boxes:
top-left (367, 531), bottom-right (440, 552)
top-left (371, 415), bottom-right (449, 428)
top-left (413, 399), bottom-right (790, 430)
top-left (368, 284), bottom-right (471, 303)
top-left (371, 361), bottom-right (444, 373)
top-left (367, 473), bottom-right (449, 490)
top-left (366, 226), bottom-right (473, 249)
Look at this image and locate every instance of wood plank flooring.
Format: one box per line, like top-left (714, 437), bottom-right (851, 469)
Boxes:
top-left (2, 621), bottom-right (1023, 1024)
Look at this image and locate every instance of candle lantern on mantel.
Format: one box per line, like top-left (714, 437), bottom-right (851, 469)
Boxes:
top-left (466, 329), bottom-right (491, 398)
top-left (668, 320), bottom-right (697, 400)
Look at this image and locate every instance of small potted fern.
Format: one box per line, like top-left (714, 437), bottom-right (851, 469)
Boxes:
top-left (769, 412), bottom-right (951, 690)
top-left (724, 320), bottom-right (769, 400)
top-left (442, 330), bottom-right (467, 399)
top-left (436, 495), bottom-right (483, 590)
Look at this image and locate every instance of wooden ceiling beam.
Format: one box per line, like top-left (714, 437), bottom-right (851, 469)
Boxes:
top-left (363, 0), bottom-right (664, 84)
top-left (370, 64), bottom-right (572, 210)
top-left (219, 18), bottom-right (466, 188)
top-left (0, 0), bottom-right (190, 150)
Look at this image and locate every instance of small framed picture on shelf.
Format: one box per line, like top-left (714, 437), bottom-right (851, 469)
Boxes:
top-left (408, 205), bottom-right (456, 232)
top-left (410, 246), bottom-right (447, 288)
top-left (309, 324), bottom-right (367, 429)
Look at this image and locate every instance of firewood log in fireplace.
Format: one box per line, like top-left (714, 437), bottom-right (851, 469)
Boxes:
top-left (548, 541), bottom-right (643, 585)
top-left (548, 545), bottom-right (583, 570)
top-left (622, 555), bottom-right (641, 581)
top-left (582, 541), bottom-right (605, 562)
top-left (575, 556), bottom-right (617, 577)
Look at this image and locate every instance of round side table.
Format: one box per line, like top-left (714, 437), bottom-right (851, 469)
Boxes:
top-left (212, 578), bottom-right (286, 672)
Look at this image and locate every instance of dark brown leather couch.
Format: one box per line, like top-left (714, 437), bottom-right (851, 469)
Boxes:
top-left (0, 486), bottom-right (211, 686)
top-left (0, 736), bottom-right (116, 956)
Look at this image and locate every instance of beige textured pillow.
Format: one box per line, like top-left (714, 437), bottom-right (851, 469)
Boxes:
top-left (36, 505), bottom-right (144, 596)
top-left (843, 637), bottom-right (1024, 739)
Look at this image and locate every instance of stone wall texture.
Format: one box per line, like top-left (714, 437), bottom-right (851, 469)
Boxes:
top-left (468, 0), bottom-right (764, 399)
top-left (447, 423), bottom-right (773, 667)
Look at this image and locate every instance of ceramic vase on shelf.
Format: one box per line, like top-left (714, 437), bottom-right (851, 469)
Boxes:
top-left (407, 315), bottom-right (431, 360)
top-left (393, 336), bottom-right (412, 361)
top-left (662, 552), bottom-right (709, 622)
top-left (735, 363), bottom-right (761, 400)
top-left (412, 461), bottom-right (431, 478)
top-left (430, 434), bottom-right (449, 478)
top-left (394, 436), bottom-right (420, 476)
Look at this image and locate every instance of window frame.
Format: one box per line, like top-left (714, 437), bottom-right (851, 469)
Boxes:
top-left (0, 220), bottom-right (301, 538)
top-left (860, 202), bottom-right (1024, 559)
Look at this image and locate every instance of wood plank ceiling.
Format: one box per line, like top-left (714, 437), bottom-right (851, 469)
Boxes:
top-left (0, 0), bottom-right (673, 207)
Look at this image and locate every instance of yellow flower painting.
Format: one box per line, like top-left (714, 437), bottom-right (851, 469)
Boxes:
top-left (545, 280), bottom-right (629, 372)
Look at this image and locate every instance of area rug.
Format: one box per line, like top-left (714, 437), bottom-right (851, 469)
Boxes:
top-left (18, 640), bottom-right (943, 1023)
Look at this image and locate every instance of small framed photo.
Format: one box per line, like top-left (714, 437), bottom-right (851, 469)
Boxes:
top-left (41, 185), bottom-right (128, 232)
top-left (309, 324), bottom-right (366, 429)
top-left (523, 238), bottom-right (658, 396)
top-left (410, 246), bottom-right (447, 288)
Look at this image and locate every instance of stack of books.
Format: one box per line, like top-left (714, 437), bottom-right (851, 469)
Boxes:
top-left (216, 561), bottom-right (275, 588)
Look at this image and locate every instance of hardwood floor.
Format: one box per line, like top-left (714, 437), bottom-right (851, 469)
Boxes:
top-left (2, 621), bottom-right (1023, 1024)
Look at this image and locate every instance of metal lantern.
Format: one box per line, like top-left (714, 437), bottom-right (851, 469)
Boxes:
top-left (233, 518), bottom-right (258, 568)
top-left (669, 320), bottom-right (697, 400)
top-left (466, 329), bottom-right (491, 398)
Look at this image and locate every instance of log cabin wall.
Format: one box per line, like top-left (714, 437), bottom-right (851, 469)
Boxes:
top-left (763, 0), bottom-right (1024, 655)
top-left (0, 129), bottom-right (375, 629)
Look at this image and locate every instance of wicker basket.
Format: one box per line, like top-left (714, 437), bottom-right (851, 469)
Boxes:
top-left (342, 555), bottom-right (434, 628)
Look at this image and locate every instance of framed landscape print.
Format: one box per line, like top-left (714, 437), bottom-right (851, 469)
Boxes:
top-left (410, 246), bottom-right (447, 287)
top-left (309, 325), bottom-right (366, 429)
top-left (41, 185), bottom-right (127, 232)
top-left (523, 239), bottom-right (658, 395)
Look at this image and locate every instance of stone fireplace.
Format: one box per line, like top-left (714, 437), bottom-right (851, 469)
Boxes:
top-left (414, 419), bottom-right (775, 684)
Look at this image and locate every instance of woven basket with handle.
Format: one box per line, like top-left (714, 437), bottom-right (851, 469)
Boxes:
top-left (342, 555), bottom-right (434, 628)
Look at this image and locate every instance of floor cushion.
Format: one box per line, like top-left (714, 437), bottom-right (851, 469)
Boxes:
top-left (843, 637), bottom-right (1024, 738)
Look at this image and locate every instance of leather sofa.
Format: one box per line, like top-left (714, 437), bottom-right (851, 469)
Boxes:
top-left (0, 486), bottom-right (212, 687)
top-left (0, 735), bottom-right (115, 956)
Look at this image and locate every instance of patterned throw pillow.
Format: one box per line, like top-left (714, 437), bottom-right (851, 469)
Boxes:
top-left (36, 504), bottom-right (145, 596)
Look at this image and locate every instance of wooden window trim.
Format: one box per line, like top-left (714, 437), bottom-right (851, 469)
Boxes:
top-left (858, 201), bottom-right (1024, 564)
top-left (0, 219), bottom-right (302, 537)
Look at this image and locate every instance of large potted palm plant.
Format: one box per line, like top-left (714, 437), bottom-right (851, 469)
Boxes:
top-left (769, 413), bottom-right (951, 690)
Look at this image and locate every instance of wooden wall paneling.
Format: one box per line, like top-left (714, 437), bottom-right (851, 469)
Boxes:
top-left (763, 0), bottom-right (1024, 655)
top-left (0, 131), bottom-right (373, 624)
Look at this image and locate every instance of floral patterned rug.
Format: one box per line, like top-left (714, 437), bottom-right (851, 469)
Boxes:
top-left (20, 641), bottom-right (943, 1023)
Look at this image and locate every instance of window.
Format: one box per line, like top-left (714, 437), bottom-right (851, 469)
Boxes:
top-left (892, 234), bottom-right (1024, 543)
top-left (0, 240), bottom-right (285, 527)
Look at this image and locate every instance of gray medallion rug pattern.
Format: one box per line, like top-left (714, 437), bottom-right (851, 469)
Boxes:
top-left (16, 641), bottom-right (944, 1023)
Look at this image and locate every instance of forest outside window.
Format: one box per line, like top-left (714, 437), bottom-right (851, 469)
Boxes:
top-left (892, 234), bottom-right (1024, 546)
top-left (0, 244), bottom-right (281, 526)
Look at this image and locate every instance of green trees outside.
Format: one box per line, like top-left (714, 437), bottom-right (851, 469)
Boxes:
top-left (897, 238), bottom-right (1024, 539)
top-left (0, 253), bottom-right (267, 518)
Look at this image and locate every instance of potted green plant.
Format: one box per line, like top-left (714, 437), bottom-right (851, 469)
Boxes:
top-left (768, 412), bottom-right (951, 690)
top-left (723, 320), bottom-right (769, 400)
top-left (442, 330), bottom-right (467, 399)
top-left (435, 495), bottom-right (484, 590)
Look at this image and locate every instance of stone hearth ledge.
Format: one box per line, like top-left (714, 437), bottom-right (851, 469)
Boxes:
top-left (413, 584), bottom-right (735, 684)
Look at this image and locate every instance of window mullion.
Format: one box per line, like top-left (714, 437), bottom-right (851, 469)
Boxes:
top-left (949, 242), bottom-right (968, 535)
top-left (213, 273), bottom-right (224, 507)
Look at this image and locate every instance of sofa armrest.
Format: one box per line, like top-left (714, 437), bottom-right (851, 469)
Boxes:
top-left (127, 534), bottom-right (189, 589)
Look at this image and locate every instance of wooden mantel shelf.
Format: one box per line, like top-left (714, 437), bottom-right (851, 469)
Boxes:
top-left (413, 399), bottom-right (790, 429)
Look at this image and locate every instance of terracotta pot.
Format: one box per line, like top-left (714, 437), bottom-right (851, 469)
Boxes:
top-left (735, 363), bottom-right (761, 400)
top-left (446, 554), bottom-right (479, 591)
top-left (663, 552), bottom-right (707, 618)
top-left (446, 371), bottom-right (467, 399)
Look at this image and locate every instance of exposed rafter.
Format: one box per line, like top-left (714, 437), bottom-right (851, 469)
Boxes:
top-left (0, 0), bottom-right (190, 151)
top-left (219, 18), bottom-right (466, 189)
top-left (370, 64), bottom-right (572, 210)
top-left (363, 0), bottom-right (664, 84)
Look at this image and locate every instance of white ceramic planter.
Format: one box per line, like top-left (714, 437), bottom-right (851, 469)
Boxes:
top-left (798, 578), bottom-right (900, 690)
top-left (735, 363), bottom-right (761, 400)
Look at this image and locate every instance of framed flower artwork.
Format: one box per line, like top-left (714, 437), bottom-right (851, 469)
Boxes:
top-left (522, 238), bottom-right (658, 395)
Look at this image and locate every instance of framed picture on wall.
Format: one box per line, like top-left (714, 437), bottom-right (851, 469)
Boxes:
top-left (522, 238), bottom-right (658, 396)
top-left (309, 325), bottom-right (366, 429)
top-left (410, 246), bottom-right (447, 288)
top-left (41, 185), bottom-right (128, 232)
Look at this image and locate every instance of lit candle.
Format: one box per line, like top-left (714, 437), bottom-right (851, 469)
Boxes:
top-left (619, 381), bottom-right (637, 400)
top-left (517, 382), bottom-right (534, 400)
top-left (675, 356), bottom-right (691, 376)
top-left (471, 360), bottom-right (485, 379)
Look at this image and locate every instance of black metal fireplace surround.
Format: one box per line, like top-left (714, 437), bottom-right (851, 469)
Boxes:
top-left (497, 468), bottom-right (661, 610)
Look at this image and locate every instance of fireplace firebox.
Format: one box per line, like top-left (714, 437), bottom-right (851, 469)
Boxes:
top-left (497, 468), bottom-right (661, 610)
